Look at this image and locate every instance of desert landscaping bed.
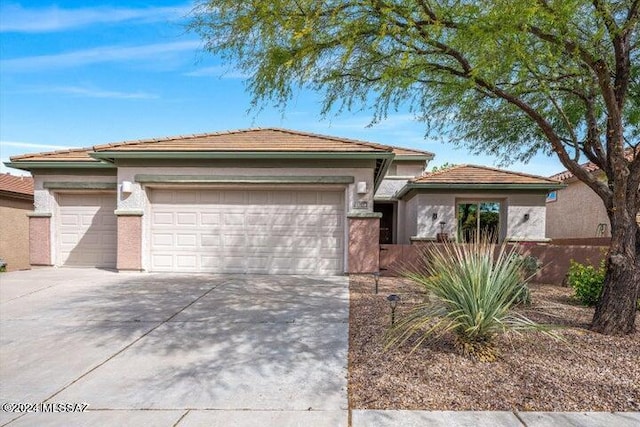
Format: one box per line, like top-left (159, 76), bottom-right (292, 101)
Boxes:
top-left (348, 275), bottom-right (640, 411)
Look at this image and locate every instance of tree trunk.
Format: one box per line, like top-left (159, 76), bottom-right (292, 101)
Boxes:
top-left (592, 213), bottom-right (640, 335)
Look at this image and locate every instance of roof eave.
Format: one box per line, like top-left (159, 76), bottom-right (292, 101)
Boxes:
top-left (4, 160), bottom-right (114, 171)
top-left (396, 182), bottom-right (566, 198)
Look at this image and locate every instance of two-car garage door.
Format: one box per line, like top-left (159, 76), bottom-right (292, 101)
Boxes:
top-left (149, 189), bottom-right (344, 275)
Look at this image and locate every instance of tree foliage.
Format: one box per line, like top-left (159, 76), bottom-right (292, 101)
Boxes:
top-left (190, 0), bottom-right (640, 334)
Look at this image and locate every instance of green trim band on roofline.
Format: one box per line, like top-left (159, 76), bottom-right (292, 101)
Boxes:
top-left (4, 161), bottom-right (113, 171)
top-left (90, 151), bottom-right (395, 161)
top-left (43, 182), bottom-right (117, 190)
top-left (135, 175), bottom-right (355, 185)
top-left (396, 182), bottom-right (566, 198)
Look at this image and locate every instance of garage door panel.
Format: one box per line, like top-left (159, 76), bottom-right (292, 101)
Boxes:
top-left (149, 189), bottom-right (344, 275)
top-left (176, 212), bottom-right (197, 225)
top-left (201, 212), bottom-right (221, 225)
top-left (57, 193), bottom-right (117, 268)
top-left (201, 235), bottom-right (222, 247)
top-left (153, 212), bottom-right (173, 225)
top-left (152, 234), bottom-right (173, 246)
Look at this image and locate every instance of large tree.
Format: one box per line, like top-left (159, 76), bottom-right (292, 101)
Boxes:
top-left (190, 0), bottom-right (640, 334)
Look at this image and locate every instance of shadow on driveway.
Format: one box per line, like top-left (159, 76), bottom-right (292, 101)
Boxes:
top-left (1, 271), bottom-right (348, 414)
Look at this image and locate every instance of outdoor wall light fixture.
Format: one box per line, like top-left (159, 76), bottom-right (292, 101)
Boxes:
top-left (387, 294), bottom-right (401, 325)
top-left (373, 271), bottom-right (380, 294)
top-left (121, 181), bottom-right (133, 194)
top-left (524, 213), bottom-right (530, 221)
top-left (357, 181), bottom-right (368, 194)
top-left (432, 212), bottom-right (438, 220)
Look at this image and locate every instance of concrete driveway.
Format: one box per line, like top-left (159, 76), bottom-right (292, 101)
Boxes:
top-left (0, 268), bottom-right (349, 426)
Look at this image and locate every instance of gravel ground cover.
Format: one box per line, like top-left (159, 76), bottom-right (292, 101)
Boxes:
top-left (349, 275), bottom-right (640, 411)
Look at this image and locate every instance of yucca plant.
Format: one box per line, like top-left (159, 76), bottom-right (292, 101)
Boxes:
top-left (386, 239), bottom-right (555, 362)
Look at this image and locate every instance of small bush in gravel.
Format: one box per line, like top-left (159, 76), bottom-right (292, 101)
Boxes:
top-left (386, 239), bottom-right (556, 362)
top-left (567, 259), bottom-right (605, 306)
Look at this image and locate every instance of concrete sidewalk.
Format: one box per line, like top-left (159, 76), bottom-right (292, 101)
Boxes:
top-left (2, 409), bottom-right (639, 426)
top-left (352, 410), bottom-right (640, 427)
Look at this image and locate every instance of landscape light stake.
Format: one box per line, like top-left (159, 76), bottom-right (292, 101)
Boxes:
top-left (387, 294), bottom-right (400, 326)
top-left (373, 271), bottom-right (380, 294)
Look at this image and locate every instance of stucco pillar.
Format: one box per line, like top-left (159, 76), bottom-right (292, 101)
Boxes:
top-left (347, 212), bottom-right (382, 274)
top-left (116, 211), bottom-right (143, 271)
top-left (27, 213), bottom-right (52, 266)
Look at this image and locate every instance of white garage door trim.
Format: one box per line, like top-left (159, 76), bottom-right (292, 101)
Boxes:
top-left (56, 192), bottom-right (117, 268)
top-left (148, 188), bottom-right (345, 275)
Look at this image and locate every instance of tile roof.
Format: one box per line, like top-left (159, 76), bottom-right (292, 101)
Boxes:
top-left (550, 162), bottom-right (600, 181)
top-left (549, 148), bottom-right (637, 181)
top-left (411, 164), bottom-right (561, 185)
top-left (389, 146), bottom-right (434, 157)
top-left (10, 147), bottom-right (96, 162)
top-left (10, 128), bottom-right (393, 162)
top-left (0, 174), bottom-right (34, 197)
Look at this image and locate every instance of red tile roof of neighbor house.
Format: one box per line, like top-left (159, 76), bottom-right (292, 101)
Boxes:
top-left (0, 174), bottom-right (34, 197)
top-left (550, 148), bottom-right (638, 181)
top-left (411, 164), bottom-right (562, 185)
top-left (10, 128), bottom-right (404, 162)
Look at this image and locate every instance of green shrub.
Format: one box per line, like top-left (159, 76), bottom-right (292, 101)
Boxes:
top-left (386, 239), bottom-right (556, 362)
top-left (567, 259), bottom-right (605, 306)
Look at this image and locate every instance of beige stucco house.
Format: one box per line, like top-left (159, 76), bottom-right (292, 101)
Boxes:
top-left (546, 166), bottom-right (610, 240)
top-left (546, 153), bottom-right (640, 242)
top-left (6, 128), bottom-right (562, 275)
top-left (0, 174), bottom-right (34, 271)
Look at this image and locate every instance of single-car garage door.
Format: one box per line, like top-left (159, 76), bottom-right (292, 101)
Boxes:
top-left (57, 193), bottom-right (117, 268)
top-left (149, 189), bottom-right (344, 275)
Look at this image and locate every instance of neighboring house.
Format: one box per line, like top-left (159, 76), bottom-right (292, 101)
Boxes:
top-left (0, 174), bottom-right (34, 271)
top-left (6, 128), bottom-right (563, 275)
top-left (546, 151), bottom-right (640, 242)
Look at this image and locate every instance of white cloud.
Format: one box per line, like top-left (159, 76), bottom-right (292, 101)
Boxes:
top-left (1, 141), bottom-right (69, 150)
top-left (0, 40), bottom-right (202, 72)
top-left (184, 65), bottom-right (249, 79)
top-left (24, 85), bottom-right (158, 100)
top-left (0, 3), bottom-right (192, 33)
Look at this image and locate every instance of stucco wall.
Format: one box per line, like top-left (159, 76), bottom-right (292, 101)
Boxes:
top-left (546, 179), bottom-right (610, 239)
top-left (415, 194), bottom-right (457, 240)
top-left (0, 197), bottom-right (32, 271)
top-left (405, 191), bottom-right (548, 242)
top-left (395, 162), bottom-right (425, 177)
top-left (403, 196), bottom-right (418, 243)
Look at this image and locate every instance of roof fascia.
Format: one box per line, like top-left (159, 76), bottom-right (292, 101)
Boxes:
top-left (4, 161), bottom-right (114, 171)
top-left (396, 182), bottom-right (566, 198)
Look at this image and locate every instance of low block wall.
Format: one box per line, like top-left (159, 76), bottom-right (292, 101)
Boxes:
top-left (380, 243), bottom-right (608, 285)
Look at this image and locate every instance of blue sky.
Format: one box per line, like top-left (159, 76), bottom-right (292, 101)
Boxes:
top-left (0, 1), bottom-right (565, 176)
